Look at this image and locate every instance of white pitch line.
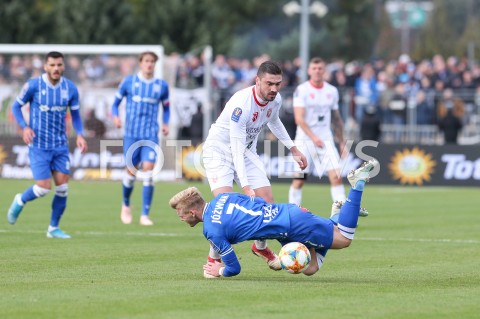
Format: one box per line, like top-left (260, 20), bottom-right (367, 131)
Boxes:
top-left (359, 237), bottom-right (480, 244)
top-left (1, 229), bottom-right (479, 244)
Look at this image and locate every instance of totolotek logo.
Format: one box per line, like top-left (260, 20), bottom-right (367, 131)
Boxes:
top-left (442, 154), bottom-right (480, 180)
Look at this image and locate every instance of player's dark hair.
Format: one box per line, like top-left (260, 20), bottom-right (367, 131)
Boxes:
top-left (139, 51), bottom-right (158, 62)
top-left (310, 57), bottom-right (325, 64)
top-left (45, 51), bottom-right (64, 61)
top-left (257, 61), bottom-right (283, 77)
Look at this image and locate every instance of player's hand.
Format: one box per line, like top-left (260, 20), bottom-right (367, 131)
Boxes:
top-left (22, 127), bottom-right (35, 145)
top-left (203, 261), bottom-right (223, 277)
top-left (113, 116), bottom-right (122, 129)
top-left (290, 146), bottom-right (308, 171)
top-left (242, 186), bottom-right (255, 197)
top-left (162, 124), bottom-right (169, 136)
top-left (76, 135), bottom-right (88, 154)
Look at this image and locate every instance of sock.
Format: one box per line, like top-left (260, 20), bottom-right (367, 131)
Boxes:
top-left (288, 186), bottom-right (302, 205)
top-left (330, 184), bottom-right (346, 202)
top-left (142, 185), bottom-right (154, 216)
top-left (122, 174), bottom-right (135, 206)
top-left (50, 184), bottom-right (68, 228)
top-left (254, 239), bottom-right (267, 250)
top-left (353, 180), bottom-right (366, 191)
top-left (142, 178), bottom-right (154, 216)
top-left (21, 185), bottom-right (50, 204)
top-left (337, 188), bottom-right (363, 240)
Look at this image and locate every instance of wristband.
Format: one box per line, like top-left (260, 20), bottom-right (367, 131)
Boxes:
top-left (218, 267), bottom-right (225, 277)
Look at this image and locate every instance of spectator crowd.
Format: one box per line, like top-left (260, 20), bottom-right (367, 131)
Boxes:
top-left (2, 51), bottom-right (480, 144)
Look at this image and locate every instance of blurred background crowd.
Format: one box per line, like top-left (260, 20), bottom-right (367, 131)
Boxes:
top-left (1, 50), bottom-right (480, 145)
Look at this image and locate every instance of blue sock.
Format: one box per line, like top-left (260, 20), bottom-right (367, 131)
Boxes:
top-left (50, 195), bottom-right (67, 227)
top-left (338, 189), bottom-right (363, 230)
top-left (354, 180), bottom-right (366, 191)
top-left (123, 185), bottom-right (134, 206)
top-left (21, 185), bottom-right (38, 203)
top-left (142, 185), bottom-right (154, 216)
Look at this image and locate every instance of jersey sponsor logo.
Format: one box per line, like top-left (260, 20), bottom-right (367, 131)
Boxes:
top-left (266, 109), bottom-right (272, 118)
top-left (252, 112), bottom-right (258, 122)
top-left (231, 107), bottom-right (242, 122)
top-left (39, 105), bottom-right (67, 112)
top-left (132, 95), bottom-right (142, 103)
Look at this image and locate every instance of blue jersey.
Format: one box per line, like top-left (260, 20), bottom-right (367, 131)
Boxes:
top-left (202, 192), bottom-right (334, 277)
top-left (14, 74), bottom-right (80, 150)
top-left (111, 73), bottom-right (170, 139)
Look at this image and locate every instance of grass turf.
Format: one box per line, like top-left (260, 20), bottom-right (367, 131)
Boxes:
top-left (1, 179), bottom-right (479, 319)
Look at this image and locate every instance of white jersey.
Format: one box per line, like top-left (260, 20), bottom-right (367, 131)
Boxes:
top-left (205, 85), bottom-right (294, 188)
top-left (293, 80), bottom-right (339, 141)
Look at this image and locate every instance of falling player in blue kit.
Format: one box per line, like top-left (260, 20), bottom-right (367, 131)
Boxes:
top-left (169, 159), bottom-right (378, 277)
top-left (112, 51), bottom-right (170, 226)
top-left (7, 51), bottom-right (88, 239)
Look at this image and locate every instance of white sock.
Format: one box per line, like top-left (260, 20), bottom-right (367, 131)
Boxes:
top-left (48, 226), bottom-right (58, 232)
top-left (254, 240), bottom-right (267, 250)
top-left (331, 184), bottom-right (346, 202)
top-left (289, 186), bottom-right (302, 205)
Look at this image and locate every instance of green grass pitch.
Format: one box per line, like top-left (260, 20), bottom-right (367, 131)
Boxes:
top-left (1, 179), bottom-right (479, 319)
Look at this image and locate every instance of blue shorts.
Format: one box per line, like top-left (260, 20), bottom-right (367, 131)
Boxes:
top-left (123, 137), bottom-right (159, 168)
top-left (280, 205), bottom-right (334, 256)
top-left (29, 146), bottom-right (70, 180)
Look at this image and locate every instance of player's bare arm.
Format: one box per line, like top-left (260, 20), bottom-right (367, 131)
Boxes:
top-left (331, 109), bottom-right (346, 158)
top-left (293, 106), bottom-right (324, 148)
top-left (22, 127), bottom-right (35, 145)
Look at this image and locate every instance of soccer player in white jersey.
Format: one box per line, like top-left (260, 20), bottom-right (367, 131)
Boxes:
top-left (7, 51), bottom-right (88, 239)
top-left (202, 61), bottom-right (307, 276)
top-left (112, 51), bottom-right (170, 226)
top-left (288, 57), bottom-right (348, 215)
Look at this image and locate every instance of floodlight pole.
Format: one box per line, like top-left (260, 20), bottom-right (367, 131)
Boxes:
top-left (299, 0), bottom-right (310, 83)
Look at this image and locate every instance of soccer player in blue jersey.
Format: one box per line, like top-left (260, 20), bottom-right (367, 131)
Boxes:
top-left (169, 159), bottom-right (378, 277)
top-left (7, 51), bottom-right (88, 239)
top-left (112, 51), bottom-right (170, 226)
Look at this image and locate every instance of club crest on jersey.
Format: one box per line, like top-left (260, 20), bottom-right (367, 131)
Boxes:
top-left (267, 109), bottom-right (272, 118)
top-left (252, 112), bottom-right (259, 122)
top-left (61, 89), bottom-right (68, 100)
top-left (231, 107), bottom-right (242, 122)
top-left (309, 93), bottom-right (315, 99)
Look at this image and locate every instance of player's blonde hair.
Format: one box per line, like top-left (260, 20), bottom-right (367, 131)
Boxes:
top-left (169, 187), bottom-right (205, 214)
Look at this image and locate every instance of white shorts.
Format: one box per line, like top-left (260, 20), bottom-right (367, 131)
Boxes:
top-left (202, 142), bottom-right (270, 191)
top-left (292, 139), bottom-right (341, 177)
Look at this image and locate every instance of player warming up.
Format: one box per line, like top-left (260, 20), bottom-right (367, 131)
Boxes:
top-left (202, 60), bottom-right (307, 275)
top-left (7, 51), bottom-right (88, 239)
top-left (112, 51), bottom-right (170, 226)
top-left (170, 159), bottom-right (378, 278)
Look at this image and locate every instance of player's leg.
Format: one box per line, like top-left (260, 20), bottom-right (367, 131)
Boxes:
top-left (329, 201), bottom-right (369, 225)
top-left (47, 147), bottom-right (72, 239)
top-left (245, 156), bottom-right (281, 271)
top-left (7, 148), bottom-right (52, 225)
top-left (120, 138), bottom-right (139, 224)
top-left (327, 168), bottom-right (346, 203)
top-left (202, 146), bottom-right (235, 277)
top-left (288, 142), bottom-right (311, 205)
top-left (139, 160), bottom-right (155, 226)
top-left (331, 159), bottom-right (378, 248)
top-left (139, 139), bottom-right (160, 226)
top-left (289, 178), bottom-right (305, 205)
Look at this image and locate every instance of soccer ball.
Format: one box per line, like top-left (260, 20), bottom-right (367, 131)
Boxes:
top-left (278, 242), bottom-right (311, 274)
